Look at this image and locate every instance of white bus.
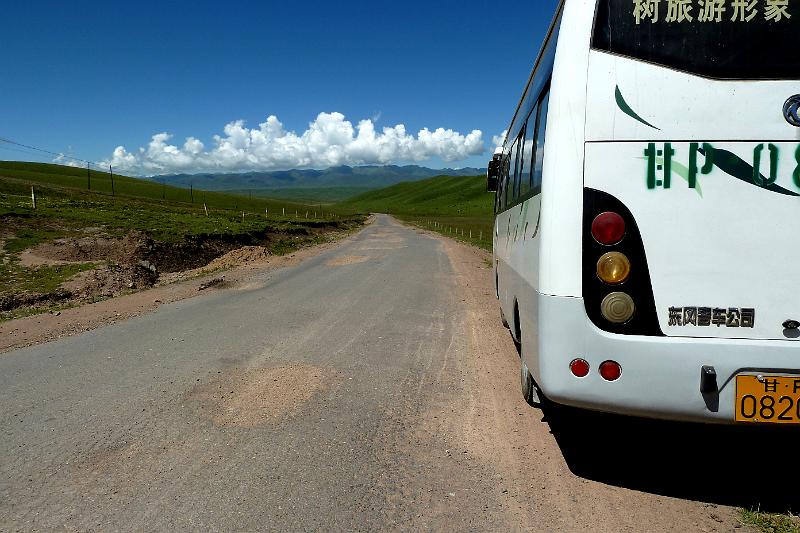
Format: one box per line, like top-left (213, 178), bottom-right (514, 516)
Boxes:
top-left (488, 0), bottom-right (800, 424)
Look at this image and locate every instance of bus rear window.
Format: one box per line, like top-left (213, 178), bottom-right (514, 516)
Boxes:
top-left (592, 0), bottom-right (799, 79)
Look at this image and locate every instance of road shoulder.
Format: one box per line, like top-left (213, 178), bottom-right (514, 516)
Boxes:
top-left (416, 221), bottom-right (752, 532)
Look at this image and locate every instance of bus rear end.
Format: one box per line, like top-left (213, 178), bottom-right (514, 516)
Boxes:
top-left (542, 0), bottom-right (800, 424)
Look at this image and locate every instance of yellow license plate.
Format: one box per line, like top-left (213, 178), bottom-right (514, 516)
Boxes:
top-left (736, 375), bottom-right (800, 424)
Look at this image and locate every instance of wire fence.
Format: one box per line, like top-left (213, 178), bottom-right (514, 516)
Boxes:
top-left (409, 218), bottom-right (492, 250)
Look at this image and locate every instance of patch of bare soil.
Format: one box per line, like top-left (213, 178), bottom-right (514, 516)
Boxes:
top-left (432, 233), bottom-right (752, 533)
top-left (0, 223), bottom-right (370, 353)
top-left (187, 364), bottom-right (335, 428)
top-left (206, 246), bottom-right (271, 269)
top-left (326, 255), bottom-right (370, 266)
top-left (18, 251), bottom-right (84, 267)
top-left (20, 232), bottom-right (150, 267)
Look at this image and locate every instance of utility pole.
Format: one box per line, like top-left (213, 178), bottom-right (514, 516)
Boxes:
top-left (190, 183), bottom-right (194, 203)
top-left (109, 165), bottom-right (115, 196)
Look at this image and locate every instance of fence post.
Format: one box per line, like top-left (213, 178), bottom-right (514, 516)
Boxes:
top-left (480, 231), bottom-right (482, 241)
top-left (86, 162), bottom-right (91, 190)
top-left (204, 203), bottom-right (209, 217)
top-left (191, 184), bottom-right (194, 204)
top-left (30, 186), bottom-right (36, 209)
top-left (109, 165), bottom-right (115, 196)
top-left (282, 207), bottom-right (285, 216)
top-left (265, 207), bottom-right (268, 218)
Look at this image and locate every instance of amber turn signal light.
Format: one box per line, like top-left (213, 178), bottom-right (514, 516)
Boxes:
top-left (596, 252), bottom-right (631, 285)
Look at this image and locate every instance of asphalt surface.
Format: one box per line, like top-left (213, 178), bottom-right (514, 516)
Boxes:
top-left (0, 215), bottom-right (508, 531)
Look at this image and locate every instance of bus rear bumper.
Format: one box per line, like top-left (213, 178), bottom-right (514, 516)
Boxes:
top-left (532, 294), bottom-right (800, 424)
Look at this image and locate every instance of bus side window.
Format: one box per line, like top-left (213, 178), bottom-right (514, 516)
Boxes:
top-left (498, 161), bottom-right (507, 212)
top-left (519, 106), bottom-right (537, 198)
top-left (511, 129), bottom-right (525, 201)
top-left (505, 140), bottom-right (517, 209)
top-left (532, 88), bottom-right (550, 194)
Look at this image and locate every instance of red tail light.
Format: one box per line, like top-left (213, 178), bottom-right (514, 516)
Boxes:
top-left (591, 212), bottom-right (626, 245)
top-left (570, 358), bottom-right (590, 378)
top-left (599, 360), bottom-right (622, 382)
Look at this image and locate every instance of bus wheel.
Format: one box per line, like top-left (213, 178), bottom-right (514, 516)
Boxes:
top-left (520, 359), bottom-right (541, 407)
top-left (513, 304), bottom-right (521, 355)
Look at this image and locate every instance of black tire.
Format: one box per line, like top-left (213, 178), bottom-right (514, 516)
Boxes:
top-left (513, 303), bottom-right (521, 355)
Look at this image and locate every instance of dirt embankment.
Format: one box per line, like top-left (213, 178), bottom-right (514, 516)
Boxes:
top-left (1, 220), bottom-right (347, 317)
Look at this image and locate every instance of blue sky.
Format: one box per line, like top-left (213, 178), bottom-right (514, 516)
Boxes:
top-left (1, 0), bottom-right (559, 174)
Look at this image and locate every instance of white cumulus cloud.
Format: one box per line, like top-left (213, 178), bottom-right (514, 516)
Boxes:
top-left (492, 130), bottom-right (507, 154)
top-left (103, 112), bottom-right (485, 175)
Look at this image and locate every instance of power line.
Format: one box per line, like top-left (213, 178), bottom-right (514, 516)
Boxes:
top-left (0, 144), bottom-right (44, 158)
top-left (0, 136), bottom-right (106, 168)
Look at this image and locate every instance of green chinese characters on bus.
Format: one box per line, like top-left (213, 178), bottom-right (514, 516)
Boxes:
top-left (644, 142), bottom-right (712, 190)
top-left (644, 142), bottom-right (800, 195)
top-left (752, 143), bottom-right (778, 187)
top-left (794, 144), bottom-right (800, 188)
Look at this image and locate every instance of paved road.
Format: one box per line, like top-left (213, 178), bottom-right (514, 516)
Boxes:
top-left (0, 215), bottom-right (501, 531)
top-left (0, 215), bottom-right (789, 532)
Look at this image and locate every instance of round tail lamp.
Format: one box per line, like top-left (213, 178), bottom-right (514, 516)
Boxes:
top-left (597, 252), bottom-right (631, 285)
top-left (600, 292), bottom-right (636, 324)
top-left (599, 360), bottom-right (622, 381)
top-left (591, 212), bottom-right (626, 245)
top-left (570, 358), bottom-right (590, 378)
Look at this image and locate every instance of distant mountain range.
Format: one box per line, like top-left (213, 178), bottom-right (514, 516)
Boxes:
top-left (153, 165), bottom-right (486, 192)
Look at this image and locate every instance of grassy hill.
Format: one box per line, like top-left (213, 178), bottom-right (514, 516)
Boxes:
top-left (0, 161), bottom-right (316, 214)
top-left (226, 186), bottom-right (373, 203)
top-left (337, 174), bottom-right (494, 249)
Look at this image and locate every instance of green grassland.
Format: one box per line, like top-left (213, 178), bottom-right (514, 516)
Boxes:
top-left (740, 509), bottom-right (800, 533)
top-left (337, 174), bottom-right (494, 249)
top-left (225, 186), bottom-right (373, 203)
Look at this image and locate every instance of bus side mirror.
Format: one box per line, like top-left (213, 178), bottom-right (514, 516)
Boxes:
top-left (487, 174), bottom-right (498, 192)
top-left (487, 157), bottom-right (501, 192)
